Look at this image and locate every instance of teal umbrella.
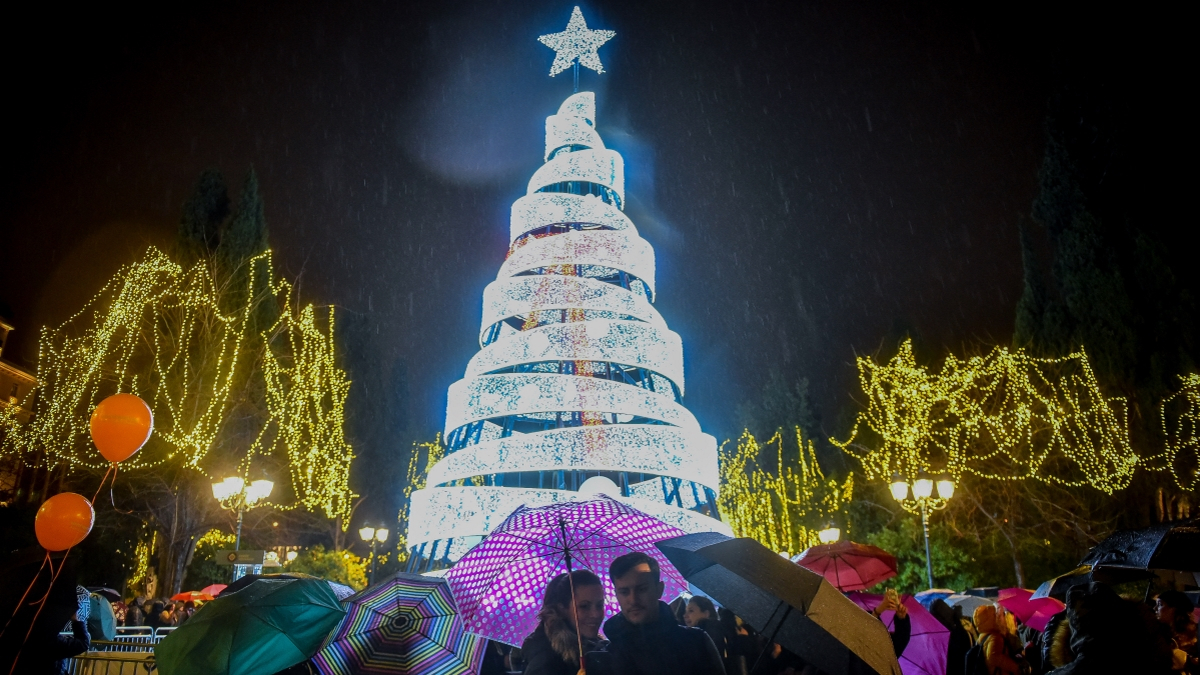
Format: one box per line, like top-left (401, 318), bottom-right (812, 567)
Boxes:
top-left (155, 578), bottom-right (346, 675)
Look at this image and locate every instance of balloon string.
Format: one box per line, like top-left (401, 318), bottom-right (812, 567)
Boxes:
top-left (9, 550), bottom-right (72, 675)
top-left (0, 551), bottom-right (49, 642)
top-left (109, 463), bottom-right (134, 514)
top-left (91, 463), bottom-right (115, 504)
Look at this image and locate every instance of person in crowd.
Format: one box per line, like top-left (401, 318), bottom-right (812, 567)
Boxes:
top-left (125, 597), bottom-right (145, 627)
top-left (479, 640), bottom-right (511, 675)
top-left (1156, 591), bottom-right (1199, 673)
top-left (868, 588), bottom-right (911, 657)
top-left (521, 570), bottom-right (608, 675)
top-left (1044, 582), bottom-right (1173, 675)
top-left (179, 600), bottom-right (197, 624)
top-left (588, 551), bottom-right (725, 675)
top-left (972, 604), bottom-right (1022, 675)
top-left (145, 601), bottom-right (165, 629)
top-left (685, 596), bottom-right (725, 647)
top-left (930, 599), bottom-right (970, 675)
top-left (48, 609), bottom-right (91, 675)
top-left (669, 596), bottom-right (687, 624)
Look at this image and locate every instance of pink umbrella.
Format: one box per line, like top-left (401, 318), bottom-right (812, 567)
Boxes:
top-left (847, 591), bottom-right (948, 675)
top-left (446, 496), bottom-right (689, 647)
top-left (792, 541), bottom-right (897, 592)
top-left (996, 588), bottom-right (1066, 632)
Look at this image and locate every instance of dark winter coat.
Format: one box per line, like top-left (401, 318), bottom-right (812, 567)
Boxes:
top-left (1045, 583), bottom-right (1173, 675)
top-left (47, 619), bottom-right (90, 675)
top-left (930, 599), bottom-right (970, 675)
top-left (590, 601), bottom-right (726, 675)
top-left (521, 605), bottom-right (605, 675)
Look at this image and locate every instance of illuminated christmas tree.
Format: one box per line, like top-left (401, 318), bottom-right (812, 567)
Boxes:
top-left (405, 85), bottom-right (730, 567)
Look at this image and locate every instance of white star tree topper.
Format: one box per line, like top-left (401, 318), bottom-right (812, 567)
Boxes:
top-left (538, 7), bottom-right (615, 77)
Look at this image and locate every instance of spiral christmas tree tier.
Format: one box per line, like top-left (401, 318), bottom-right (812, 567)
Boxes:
top-left (406, 92), bottom-right (729, 567)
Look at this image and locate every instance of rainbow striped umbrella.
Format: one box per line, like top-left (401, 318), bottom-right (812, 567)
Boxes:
top-left (312, 573), bottom-right (485, 675)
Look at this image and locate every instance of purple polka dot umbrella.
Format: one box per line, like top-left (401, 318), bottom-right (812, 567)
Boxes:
top-left (445, 496), bottom-right (689, 648)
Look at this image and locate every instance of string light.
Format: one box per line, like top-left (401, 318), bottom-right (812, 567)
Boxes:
top-left (831, 339), bottom-right (1147, 495)
top-left (0, 246), bottom-right (356, 524)
top-left (717, 429), bottom-right (853, 558)
top-left (1152, 374), bottom-right (1200, 491)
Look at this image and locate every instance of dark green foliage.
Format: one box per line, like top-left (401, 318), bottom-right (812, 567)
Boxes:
top-left (735, 369), bottom-right (821, 449)
top-left (1016, 92), bottom-right (1198, 416)
top-left (218, 168), bottom-right (270, 277)
top-left (177, 169), bottom-right (231, 262)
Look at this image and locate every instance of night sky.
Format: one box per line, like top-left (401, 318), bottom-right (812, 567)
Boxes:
top-left (0, 2), bottom-right (1143, 522)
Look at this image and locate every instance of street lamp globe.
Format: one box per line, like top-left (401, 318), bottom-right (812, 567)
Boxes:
top-left (374, 528), bottom-right (389, 543)
top-left (889, 475), bottom-right (910, 502)
top-left (358, 526), bottom-right (376, 542)
top-left (246, 479), bottom-right (274, 505)
top-left (936, 475), bottom-right (955, 500)
top-left (913, 472), bottom-right (935, 500)
top-left (817, 526), bottom-right (841, 544)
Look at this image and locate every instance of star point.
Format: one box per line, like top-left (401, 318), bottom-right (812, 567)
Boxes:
top-left (538, 6), bottom-right (615, 77)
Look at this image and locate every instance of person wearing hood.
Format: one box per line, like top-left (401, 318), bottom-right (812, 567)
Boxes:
top-left (1045, 582), bottom-right (1173, 675)
top-left (588, 552), bottom-right (725, 675)
top-left (1155, 591), bottom-right (1198, 673)
top-left (973, 604), bottom-right (1022, 675)
top-left (930, 599), bottom-right (970, 675)
top-left (521, 570), bottom-right (608, 675)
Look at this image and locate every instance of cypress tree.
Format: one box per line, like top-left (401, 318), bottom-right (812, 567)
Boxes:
top-left (177, 169), bottom-right (230, 263)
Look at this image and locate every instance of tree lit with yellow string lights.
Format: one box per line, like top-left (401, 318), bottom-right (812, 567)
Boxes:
top-left (717, 428), bottom-right (853, 558)
top-left (0, 170), bottom-right (356, 594)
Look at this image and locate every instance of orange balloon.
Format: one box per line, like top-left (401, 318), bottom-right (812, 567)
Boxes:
top-left (90, 393), bottom-right (154, 463)
top-left (35, 492), bottom-right (95, 551)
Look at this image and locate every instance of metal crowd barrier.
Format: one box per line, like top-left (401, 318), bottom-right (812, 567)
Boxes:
top-left (63, 651), bottom-right (155, 674)
top-left (61, 626), bottom-right (175, 673)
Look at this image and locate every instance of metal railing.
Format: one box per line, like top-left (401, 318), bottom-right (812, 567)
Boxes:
top-left (63, 651), bottom-right (155, 675)
top-left (60, 626), bottom-right (173, 673)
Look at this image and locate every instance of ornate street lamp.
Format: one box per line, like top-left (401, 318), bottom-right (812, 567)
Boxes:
top-left (888, 471), bottom-right (955, 589)
top-left (212, 476), bottom-right (273, 550)
top-left (359, 525), bottom-right (389, 586)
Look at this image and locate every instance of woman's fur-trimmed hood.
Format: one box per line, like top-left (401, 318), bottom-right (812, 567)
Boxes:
top-left (537, 604), bottom-right (595, 666)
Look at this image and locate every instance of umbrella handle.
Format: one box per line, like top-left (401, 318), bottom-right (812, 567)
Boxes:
top-left (560, 519), bottom-right (587, 675)
top-left (749, 601), bottom-right (793, 674)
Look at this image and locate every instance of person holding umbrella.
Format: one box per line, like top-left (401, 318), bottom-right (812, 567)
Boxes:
top-left (522, 570), bottom-right (608, 675)
top-left (589, 552), bottom-right (726, 675)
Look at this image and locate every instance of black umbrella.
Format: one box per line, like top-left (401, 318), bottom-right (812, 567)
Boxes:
top-left (219, 573), bottom-right (356, 600)
top-left (657, 532), bottom-right (901, 675)
top-left (1081, 520), bottom-right (1200, 572)
top-left (87, 586), bottom-right (122, 602)
top-left (1031, 564), bottom-right (1155, 600)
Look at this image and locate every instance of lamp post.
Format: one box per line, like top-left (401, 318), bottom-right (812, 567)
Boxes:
top-left (212, 476), bottom-right (274, 550)
top-left (888, 471), bottom-right (955, 589)
top-left (359, 525), bottom-right (389, 586)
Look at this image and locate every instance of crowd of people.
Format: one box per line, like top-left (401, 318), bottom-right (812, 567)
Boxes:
top-left (117, 596), bottom-right (198, 629)
top-left (38, 560), bottom-right (1200, 675)
top-left (962, 586), bottom-right (1198, 675)
top-left (481, 552), bottom-right (914, 675)
top-left (476, 552), bottom-right (1200, 675)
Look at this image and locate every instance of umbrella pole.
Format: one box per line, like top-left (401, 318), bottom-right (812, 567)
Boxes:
top-left (748, 601), bottom-right (793, 673)
top-left (560, 519), bottom-right (587, 674)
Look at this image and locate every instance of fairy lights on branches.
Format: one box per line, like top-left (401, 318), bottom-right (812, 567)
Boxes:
top-left (0, 246), bottom-right (356, 523)
top-left (718, 429), bottom-right (853, 557)
top-left (831, 339), bottom-right (1191, 496)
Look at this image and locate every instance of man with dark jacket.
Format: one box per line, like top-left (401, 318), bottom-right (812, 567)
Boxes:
top-left (587, 552), bottom-right (725, 675)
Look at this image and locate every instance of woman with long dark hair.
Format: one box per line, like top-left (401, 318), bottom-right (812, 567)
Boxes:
top-left (521, 570), bottom-right (607, 675)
